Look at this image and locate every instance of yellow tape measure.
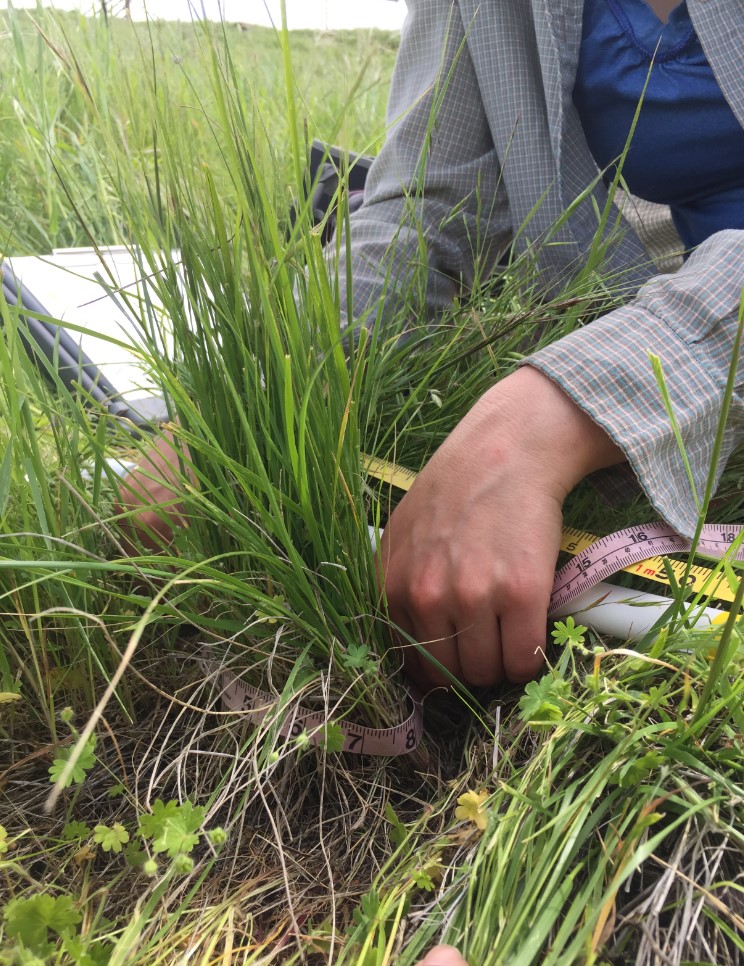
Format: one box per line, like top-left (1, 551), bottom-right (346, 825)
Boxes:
top-left (363, 454), bottom-right (738, 606)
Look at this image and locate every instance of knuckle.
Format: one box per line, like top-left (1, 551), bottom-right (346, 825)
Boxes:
top-left (501, 573), bottom-right (539, 610)
top-left (407, 570), bottom-right (447, 616)
top-left (452, 575), bottom-right (490, 613)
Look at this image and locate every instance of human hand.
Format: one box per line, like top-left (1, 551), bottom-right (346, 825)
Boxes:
top-left (115, 428), bottom-right (192, 552)
top-left (416, 946), bottom-right (469, 966)
top-left (378, 367), bottom-right (624, 688)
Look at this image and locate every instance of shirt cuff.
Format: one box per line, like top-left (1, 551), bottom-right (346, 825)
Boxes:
top-left (521, 304), bottom-right (730, 538)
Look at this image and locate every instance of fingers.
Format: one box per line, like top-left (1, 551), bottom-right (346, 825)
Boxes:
top-left (500, 602), bottom-right (550, 682)
top-left (394, 608), bottom-right (463, 689)
top-left (499, 574), bottom-right (553, 683)
top-left (408, 602), bottom-right (548, 688)
top-left (370, 399), bottom-right (566, 691)
top-left (385, 549), bottom-right (463, 687)
top-left (115, 431), bottom-right (192, 553)
top-left (418, 946), bottom-right (469, 966)
top-left (116, 475), bottom-right (186, 552)
top-left (387, 573), bottom-right (548, 689)
top-left (410, 619), bottom-right (463, 688)
top-left (455, 606), bottom-right (503, 687)
top-left (396, 565), bottom-right (548, 688)
top-left (393, 612), bottom-right (427, 683)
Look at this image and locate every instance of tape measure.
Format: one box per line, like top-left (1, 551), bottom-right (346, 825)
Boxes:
top-left (204, 454), bottom-right (742, 757)
top-left (551, 523), bottom-right (743, 611)
top-left (200, 656), bottom-right (423, 757)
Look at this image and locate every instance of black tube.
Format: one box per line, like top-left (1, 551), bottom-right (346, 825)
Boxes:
top-left (1, 265), bottom-right (153, 431)
top-left (3, 268), bottom-right (123, 398)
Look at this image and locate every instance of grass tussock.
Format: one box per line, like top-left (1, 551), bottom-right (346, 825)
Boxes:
top-left (0, 6), bottom-right (742, 965)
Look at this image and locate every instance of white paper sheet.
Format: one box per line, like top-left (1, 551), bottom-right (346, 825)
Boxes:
top-left (6, 246), bottom-right (173, 406)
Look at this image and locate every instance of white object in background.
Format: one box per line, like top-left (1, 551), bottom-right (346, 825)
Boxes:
top-left (551, 581), bottom-right (727, 641)
top-left (6, 246), bottom-right (180, 412)
top-left (80, 458), bottom-right (137, 482)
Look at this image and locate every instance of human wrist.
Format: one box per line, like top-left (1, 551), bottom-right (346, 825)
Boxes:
top-left (475, 367), bottom-right (625, 498)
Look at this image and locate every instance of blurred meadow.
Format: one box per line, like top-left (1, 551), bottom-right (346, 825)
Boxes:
top-left (0, 6), bottom-right (742, 965)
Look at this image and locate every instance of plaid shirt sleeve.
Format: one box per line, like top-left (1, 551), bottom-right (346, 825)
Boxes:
top-left (334, 0), bottom-right (511, 328)
top-left (524, 229), bottom-right (744, 537)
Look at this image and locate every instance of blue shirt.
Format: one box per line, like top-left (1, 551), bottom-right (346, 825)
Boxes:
top-left (573, 0), bottom-right (744, 250)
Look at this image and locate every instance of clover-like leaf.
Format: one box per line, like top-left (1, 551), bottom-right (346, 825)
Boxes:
top-left (48, 735), bottom-right (96, 788)
top-left (62, 821), bottom-right (91, 842)
top-left (151, 801), bottom-right (205, 858)
top-left (454, 789), bottom-right (489, 832)
top-left (61, 935), bottom-right (111, 966)
top-left (613, 751), bottom-right (665, 789)
top-left (138, 799), bottom-right (180, 840)
top-left (171, 801), bottom-right (204, 834)
top-left (124, 842), bottom-right (149, 868)
top-left (5, 894), bottom-right (82, 952)
top-left (156, 822), bottom-right (200, 859)
top-left (342, 643), bottom-right (372, 669)
top-left (93, 823), bottom-right (129, 853)
top-left (550, 615), bottom-right (588, 648)
top-left (320, 721), bottom-right (345, 755)
top-left (411, 868), bottom-right (435, 891)
top-left (519, 675), bottom-right (571, 727)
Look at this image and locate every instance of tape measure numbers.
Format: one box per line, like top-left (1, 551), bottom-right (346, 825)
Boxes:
top-left (559, 525), bottom-right (739, 605)
top-left (199, 658), bottom-right (423, 757)
top-left (551, 523), bottom-right (744, 612)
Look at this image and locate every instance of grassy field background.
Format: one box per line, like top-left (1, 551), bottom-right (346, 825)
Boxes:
top-left (0, 7), bottom-right (742, 965)
top-left (3, 11), bottom-right (398, 253)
